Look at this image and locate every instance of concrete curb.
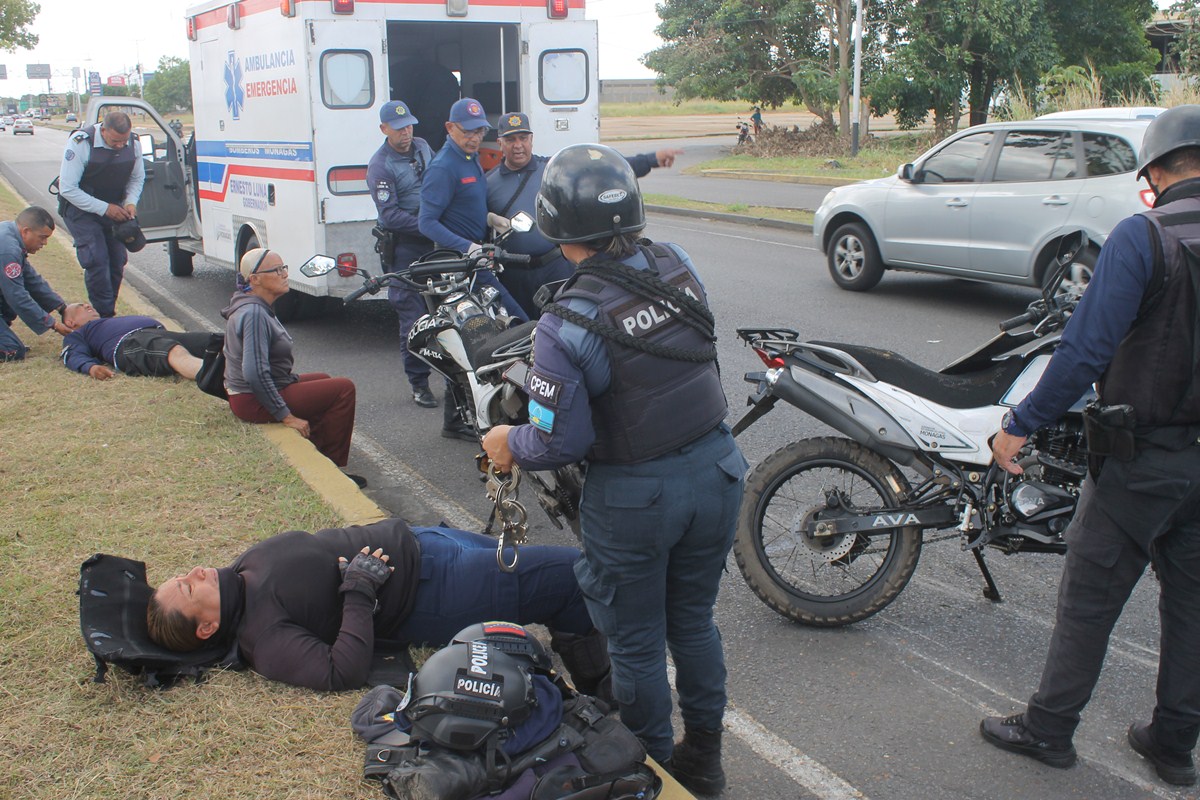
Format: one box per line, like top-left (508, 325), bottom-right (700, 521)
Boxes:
top-left (262, 427), bottom-right (389, 526)
top-left (698, 168), bottom-right (859, 187)
top-left (645, 203), bottom-right (813, 234)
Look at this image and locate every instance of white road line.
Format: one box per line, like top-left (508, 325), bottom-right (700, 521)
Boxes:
top-left (724, 703), bottom-right (869, 800)
top-left (912, 575), bottom-right (1162, 670)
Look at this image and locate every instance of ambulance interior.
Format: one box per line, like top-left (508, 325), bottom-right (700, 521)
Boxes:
top-left (386, 22), bottom-right (521, 152)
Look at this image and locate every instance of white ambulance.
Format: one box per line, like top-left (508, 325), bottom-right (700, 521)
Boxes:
top-left (93, 0), bottom-right (599, 319)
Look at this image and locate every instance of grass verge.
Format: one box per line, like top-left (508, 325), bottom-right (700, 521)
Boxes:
top-left (688, 132), bottom-right (934, 182)
top-left (644, 193), bottom-right (814, 226)
top-left (0, 179), bottom-right (382, 799)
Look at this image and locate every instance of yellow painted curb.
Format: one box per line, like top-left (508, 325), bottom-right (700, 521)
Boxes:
top-left (647, 756), bottom-right (696, 799)
top-left (262, 426), bottom-right (389, 526)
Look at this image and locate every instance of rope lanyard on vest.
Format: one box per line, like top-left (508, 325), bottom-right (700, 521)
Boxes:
top-left (541, 247), bottom-right (718, 363)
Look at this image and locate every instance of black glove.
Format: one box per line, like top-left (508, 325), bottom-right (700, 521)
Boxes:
top-left (339, 550), bottom-right (392, 599)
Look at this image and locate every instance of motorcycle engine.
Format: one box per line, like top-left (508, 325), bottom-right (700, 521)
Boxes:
top-left (1001, 418), bottom-right (1088, 535)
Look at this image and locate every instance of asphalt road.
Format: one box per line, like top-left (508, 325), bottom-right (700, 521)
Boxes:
top-left (4, 126), bottom-right (1189, 800)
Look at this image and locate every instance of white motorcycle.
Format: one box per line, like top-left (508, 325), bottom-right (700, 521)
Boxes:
top-left (730, 233), bottom-right (1094, 626)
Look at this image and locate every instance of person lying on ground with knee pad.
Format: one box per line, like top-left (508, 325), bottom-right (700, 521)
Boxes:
top-left (146, 517), bottom-right (612, 696)
top-left (60, 302), bottom-right (219, 382)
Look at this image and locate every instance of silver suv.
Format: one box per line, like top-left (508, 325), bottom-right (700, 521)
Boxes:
top-left (813, 119), bottom-right (1152, 292)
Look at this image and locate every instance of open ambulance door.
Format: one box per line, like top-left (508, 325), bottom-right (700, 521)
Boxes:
top-left (525, 21), bottom-right (599, 151)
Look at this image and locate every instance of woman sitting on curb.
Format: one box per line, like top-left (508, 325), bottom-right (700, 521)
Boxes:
top-left (222, 248), bottom-right (361, 482)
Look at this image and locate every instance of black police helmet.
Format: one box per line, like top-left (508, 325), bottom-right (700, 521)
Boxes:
top-left (1137, 105), bottom-right (1200, 180)
top-left (451, 621), bottom-right (553, 672)
top-left (399, 641), bottom-right (535, 751)
top-left (113, 218), bottom-right (147, 253)
top-left (536, 143), bottom-right (644, 244)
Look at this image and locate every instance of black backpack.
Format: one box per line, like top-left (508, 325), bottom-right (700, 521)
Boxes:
top-left (78, 553), bottom-right (242, 689)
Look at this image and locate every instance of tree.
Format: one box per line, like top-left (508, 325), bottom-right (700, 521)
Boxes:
top-left (1043, 0), bottom-right (1157, 101)
top-left (643, 0), bottom-right (900, 142)
top-left (0, 0), bottom-right (39, 51)
top-left (871, 0), bottom-right (1056, 136)
top-left (1168, 1), bottom-right (1200, 82)
top-left (143, 56), bottom-right (192, 112)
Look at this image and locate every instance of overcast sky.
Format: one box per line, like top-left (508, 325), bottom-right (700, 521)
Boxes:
top-left (2, 0), bottom-right (663, 97)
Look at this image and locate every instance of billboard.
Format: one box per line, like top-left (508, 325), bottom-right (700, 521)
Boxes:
top-left (88, 71), bottom-right (101, 96)
top-left (0, 65), bottom-right (6, 80)
top-left (107, 75), bottom-right (127, 87)
top-left (26, 63), bottom-right (50, 79)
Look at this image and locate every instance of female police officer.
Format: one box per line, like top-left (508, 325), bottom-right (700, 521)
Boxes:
top-left (483, 144), bottom-right (748, 796)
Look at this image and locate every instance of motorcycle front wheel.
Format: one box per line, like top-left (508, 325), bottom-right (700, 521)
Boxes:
top-left (734, 437), bottom-right (922, 627)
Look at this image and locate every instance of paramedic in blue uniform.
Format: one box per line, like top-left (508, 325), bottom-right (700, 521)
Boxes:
top-left (367, 99), bottom-right (438, 409)
top-left (981, 104), bottom-right (1200, 788)
top-left (485, 111), bottom-right (682, 317)
top-left (481, 144), bottom-right (747, 797)
top-left (418, 97), bottom-right (526, 440)
top-left (57, 110), bottom-right (145, 318)
top-left (0, 206), bottom-right (70, 360)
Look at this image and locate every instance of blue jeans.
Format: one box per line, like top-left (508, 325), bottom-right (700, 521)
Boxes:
top-left (574, 425), bottom-right (748, 761)
top-left (396, 527), bottom-right (593, 646)
top-left (0, 321), bottom-right (28, 361)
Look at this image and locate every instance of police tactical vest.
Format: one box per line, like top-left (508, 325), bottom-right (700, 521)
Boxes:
top-left (555, 243), bottom-right (728, 464)
top-left (76, 125), bottom-right (138, 206)
top-left (1101, 190), bottom-right (1200, 437)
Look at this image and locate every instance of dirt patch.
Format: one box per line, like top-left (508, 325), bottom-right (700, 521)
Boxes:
top-left (600, 111), bottom-right (906, 140)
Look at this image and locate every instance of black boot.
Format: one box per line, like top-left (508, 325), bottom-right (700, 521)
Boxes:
top-left (550, 628), bottom-right (614, 707)
top-left (670, 727), bottom-right (725, 796)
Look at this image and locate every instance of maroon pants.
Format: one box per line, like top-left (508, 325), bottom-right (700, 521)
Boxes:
top-left (228, 373), bottom-right (357, 467)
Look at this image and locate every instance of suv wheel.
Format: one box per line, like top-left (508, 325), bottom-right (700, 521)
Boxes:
top-left (1041, 245), bottom-right (1096, 296)
top-left (828, 222), bottom-right (884, 292)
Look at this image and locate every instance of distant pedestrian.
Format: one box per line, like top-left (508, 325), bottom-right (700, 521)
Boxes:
top-left (56, 111), bottom-right (144, 318)
top-left (750, 106), bottom-right (763, 136)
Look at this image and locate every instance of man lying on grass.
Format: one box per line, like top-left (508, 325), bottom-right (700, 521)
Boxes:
top-left (59, 301), bottom-right (218, 382)
top-left (146, 517), bottom-right (612, 697)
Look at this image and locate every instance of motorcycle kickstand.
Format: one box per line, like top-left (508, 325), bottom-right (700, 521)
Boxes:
top-left (972, 549), bottom-right (1003, 602)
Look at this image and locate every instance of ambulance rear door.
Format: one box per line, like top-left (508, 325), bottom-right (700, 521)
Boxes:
top-left (524, 20), bottom-right (599, 153)
top-left (306, 18), bottom-right (386, 225)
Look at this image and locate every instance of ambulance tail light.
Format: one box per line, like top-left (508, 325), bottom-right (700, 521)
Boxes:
top-left (186, 17), bottom-right (197, 40)
top-left (1140, 188), bottom-right (1156, 208)
top-left (547, 0), bottom-right (568, 19)
top-left (337, 254), bottom-right (358, 277)
top-left (332, 0), bottom-right (354, 13)
top-left (227, 2), bottom-right (241, 29)
top-left (280, 0), bottom-right (296, 16)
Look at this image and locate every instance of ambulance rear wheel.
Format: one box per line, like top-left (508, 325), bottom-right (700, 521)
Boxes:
top-left (168, 240), bottom-right (194, 277)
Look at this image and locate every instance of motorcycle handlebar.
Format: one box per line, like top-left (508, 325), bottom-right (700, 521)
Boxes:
top-left (998, 311), bottom-right (1036, 332)
top-left (343, 283), bottom-right (375, 303)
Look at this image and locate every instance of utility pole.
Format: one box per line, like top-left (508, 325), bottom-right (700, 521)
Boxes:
top-left (851, 0), bottom-right (863, 156)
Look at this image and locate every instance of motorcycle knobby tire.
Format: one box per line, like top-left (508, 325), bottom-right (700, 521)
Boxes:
top-left (734, 436), bottom-right (922, 627)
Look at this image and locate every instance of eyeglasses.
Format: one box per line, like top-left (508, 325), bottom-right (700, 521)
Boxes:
top-left (454, 124), bottom-right (487, 140)
top-left (257, 264), bottom-right (289, 275)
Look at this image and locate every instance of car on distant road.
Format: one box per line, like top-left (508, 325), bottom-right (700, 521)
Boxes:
top-left (12, 118), bottom-right (34, 135)
top-left (65, 112), bottom-right (78, 124)
top-left (813, 118), bottom-right (1152, 292)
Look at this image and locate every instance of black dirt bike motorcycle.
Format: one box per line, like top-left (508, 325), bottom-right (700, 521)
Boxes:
top-left (730, 232), bottom-right (1094, 626)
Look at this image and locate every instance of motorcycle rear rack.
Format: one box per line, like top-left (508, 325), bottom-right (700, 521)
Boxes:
top-left (735, 327), bottom-right (877, 381)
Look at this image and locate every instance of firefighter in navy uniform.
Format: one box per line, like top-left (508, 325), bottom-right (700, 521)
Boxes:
top-left (57, 110), bottom-right (145, 318)
top-left (981, 104), bottom-right (1200, 787)
top-left (366, 99), bottom-right (438, 408)
top-left (482, 143), bottom-right (748, 797)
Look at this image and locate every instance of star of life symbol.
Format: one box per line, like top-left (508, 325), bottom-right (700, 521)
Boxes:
top-left (224, 51), bottom-right (245, 120)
